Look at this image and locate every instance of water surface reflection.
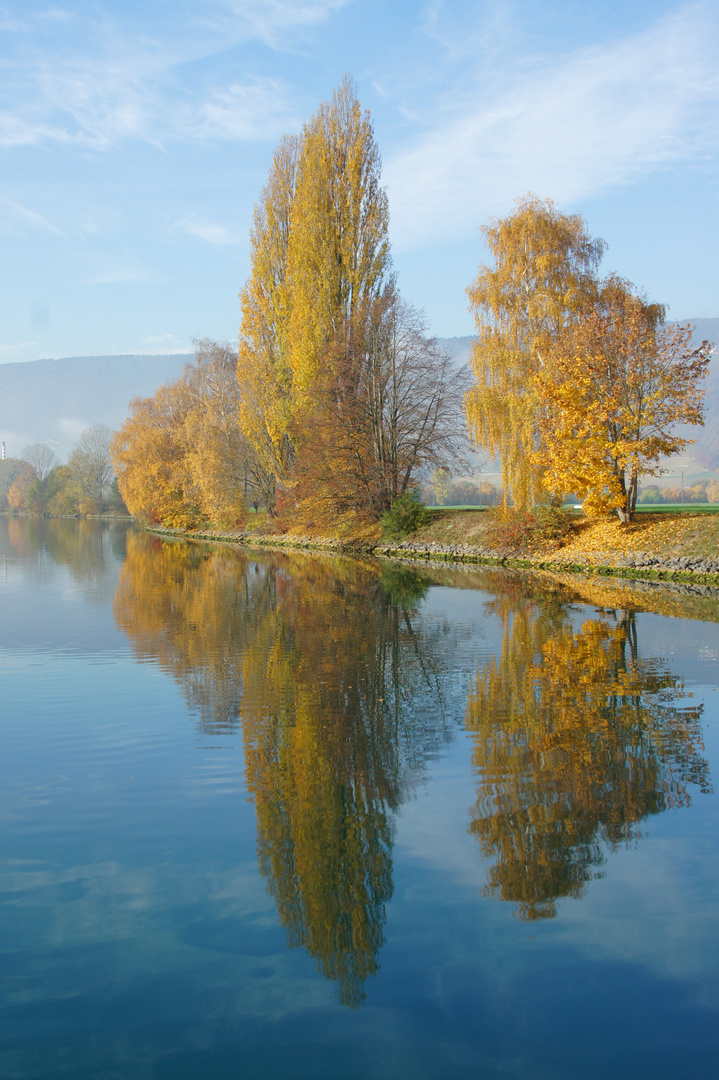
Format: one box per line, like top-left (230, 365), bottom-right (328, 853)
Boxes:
top-left (465, 586), bottom-right (710, 920)
top-left (111, 534), bottom-right (712, 997)
top-left (114, 535), bottom-right (454, 1004)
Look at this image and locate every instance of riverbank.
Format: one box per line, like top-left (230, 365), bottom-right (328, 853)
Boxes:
top-left (149, 508), bottom-right (719, 586)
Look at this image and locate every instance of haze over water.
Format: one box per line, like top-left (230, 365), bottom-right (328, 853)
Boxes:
top-left (1, 518), bottom-right (718, 1079)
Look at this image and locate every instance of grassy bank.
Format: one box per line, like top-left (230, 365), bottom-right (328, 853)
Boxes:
top-left (411, 507), bottom-right (719, 562)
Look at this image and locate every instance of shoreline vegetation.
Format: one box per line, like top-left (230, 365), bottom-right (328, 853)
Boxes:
top-left (108, 80), bottom-right (714, 547)
top-left (147, 507), bottom-right (719, 588)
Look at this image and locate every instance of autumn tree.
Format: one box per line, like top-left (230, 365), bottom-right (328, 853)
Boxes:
top-left (183, 339), bottom-right (269, 524)
top-left (113, 340), bottom-right (263, 527)
top-left (465, 592), bottom-right (709, 920)
top-left (6, 463), bottom-right (36, 511)
top-left (237, 134), bottom-right (298, 502)
top-left (465, 195), bottom-right (605, 508)
top-left (114, 538), bottom-right (454, 1005)
top-left (0, 458), bottom-right (26, 510)
top-left (293, 296), bottom-right (469, 520)
top-left (534, 276), bottom-right (712, 521)
top-left (239, 78), bottom-right (457, 521)
top-left (285, 76), bottom-right (393, 403)
top-left (45, 466), bottom-right (79, 515)
top-left (112, 380), bottom-right (197, 527)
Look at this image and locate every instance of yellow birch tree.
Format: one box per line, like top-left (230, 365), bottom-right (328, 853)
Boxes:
top-left (465, 195), bottom-right (605, 509)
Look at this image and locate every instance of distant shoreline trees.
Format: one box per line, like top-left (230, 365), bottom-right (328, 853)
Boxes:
top-left (0, 426), bottom-right (123, 516)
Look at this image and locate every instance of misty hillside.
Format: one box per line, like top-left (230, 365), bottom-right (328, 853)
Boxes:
top-left (0, 353), bottom-right (192, 458)
top-left (1, 321), bottom-right (716, 470)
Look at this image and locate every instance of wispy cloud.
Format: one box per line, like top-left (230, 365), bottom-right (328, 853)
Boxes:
top-left (176, 214), bottom-right (235, 245)
top-left (0, 1), bottom-right (343, 150)
top-left (188, 78), bottom-right (300, 141)
top-left (385, 3), bottom-right (719, 249)
top-left (0, 195), bottom-right (65, 236)
top-left (224, 0), bottom-right (350, 46)
top-left (85, 258), bottom-right (158, 285)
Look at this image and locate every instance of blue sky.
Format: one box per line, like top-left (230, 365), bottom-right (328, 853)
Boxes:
top-left (1, 0), bottom-right (717, 363)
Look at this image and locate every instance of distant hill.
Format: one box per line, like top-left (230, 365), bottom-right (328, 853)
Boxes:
top-left (0, 353), bottom-right (191, 458)
top-left (0, 320), bottom-right (716, 471)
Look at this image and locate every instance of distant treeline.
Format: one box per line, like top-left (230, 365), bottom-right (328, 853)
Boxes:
top-left (422, 471), bottom-right (503, 507)
top-left (421, 474), bottom-right (719, 508)
top-left (0, 424), bottom-right (126, 516)
top-left (638, 479), bottom-right (719, 505)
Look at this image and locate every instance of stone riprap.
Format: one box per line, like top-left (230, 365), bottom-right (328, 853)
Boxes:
top-left (149, 528), bottom-right (719, 585)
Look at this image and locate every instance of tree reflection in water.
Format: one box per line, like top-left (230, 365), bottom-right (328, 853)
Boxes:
top-left (465, 587), bottom-right (711, 921)
top-left (114, 535), bottom-right (452, 1006)
top-left (2, 515), bottom-right (129, 602)
top-left (113, 537), bottom-right (713, 991)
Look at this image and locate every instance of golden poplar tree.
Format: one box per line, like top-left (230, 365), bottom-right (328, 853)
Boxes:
top-left (238, 77), bottom-right (395, 514)
top-left (465, 195), bottom-right (605, 509)
top-left (285, 75), bottom-right (392, 400)
top-left (237, 135), bottom-right (298, 496)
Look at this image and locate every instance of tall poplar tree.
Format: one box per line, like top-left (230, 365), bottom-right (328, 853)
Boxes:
top-left (238, 77), bottom-right (395, 509)
top-left (237, 134), bottom-right (298, 496)
top-left (465, 195), bottom-right (605, 509)
top-left (285, 75), bottom-right (393, 400)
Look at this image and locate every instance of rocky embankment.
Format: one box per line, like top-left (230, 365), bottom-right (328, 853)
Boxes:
top-left (373, 541), bottom-right (719, 582)
top-left (151, 527), bottom-right (719, 585)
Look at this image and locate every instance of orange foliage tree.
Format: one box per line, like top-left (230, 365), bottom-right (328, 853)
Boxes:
top-left (112, 340), bottom-right (263, 527)
top-left (465, 195), bottom-right (605, 509)
top-left (534, 276), bottom-right (712, 521)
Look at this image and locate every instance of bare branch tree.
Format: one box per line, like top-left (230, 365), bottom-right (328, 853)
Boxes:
top-left (21, 442), bottom-right (58, 482)
top-left (69, 424), bottom-right (114, 504)
top-left (297, 296), bottom-right (470, 518)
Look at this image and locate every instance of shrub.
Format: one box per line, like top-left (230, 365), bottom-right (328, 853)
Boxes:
top-left (484, 505), bottom-right (574, 553)
top-left (531, 505), bottom-right (575, 544)
top-left (380, 491), bottom-right (432, 540)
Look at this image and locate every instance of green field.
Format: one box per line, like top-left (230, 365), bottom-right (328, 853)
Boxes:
top-left (635, 504), bottom-right (719, 514)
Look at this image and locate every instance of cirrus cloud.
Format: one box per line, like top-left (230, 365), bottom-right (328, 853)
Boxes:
top-left (384, 3), bottom-right (719, 249)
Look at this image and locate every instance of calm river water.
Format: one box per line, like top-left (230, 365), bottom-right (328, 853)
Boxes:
top-left (1, 517), bottom-right (718, 1079)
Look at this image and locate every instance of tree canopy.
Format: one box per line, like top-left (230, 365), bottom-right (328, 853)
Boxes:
top-left (465, 194), bottom-right (605, 509)
top-left (112, 340), bottom-right (264, 528)
top-left (534, 275), bottom-right (712, 521)
top-left (238, 77), bottom-right (464, 522)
